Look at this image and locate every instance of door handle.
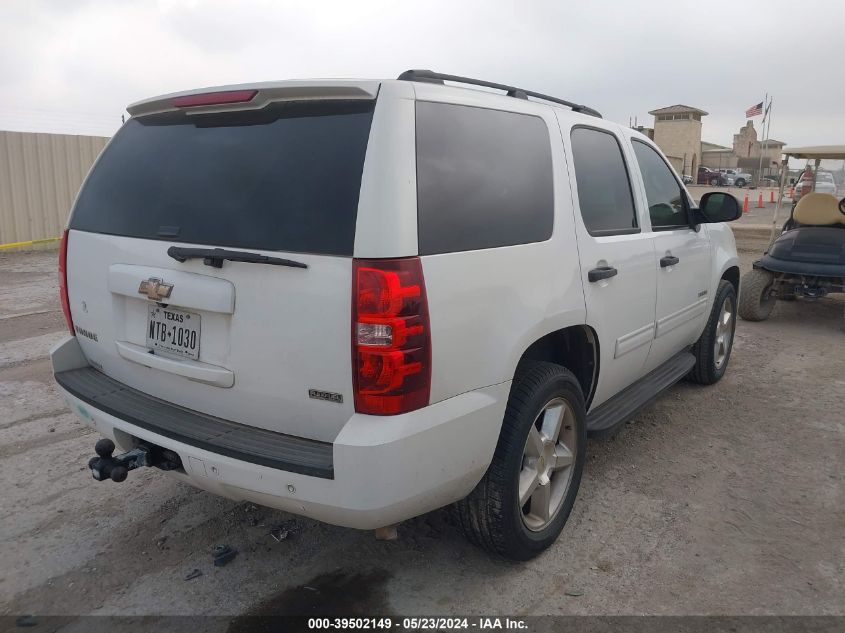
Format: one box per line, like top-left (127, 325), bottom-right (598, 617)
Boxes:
top-left (588, 266), bottom-right (618, 282)
top-left (660, 255), bottom-right (680, 267)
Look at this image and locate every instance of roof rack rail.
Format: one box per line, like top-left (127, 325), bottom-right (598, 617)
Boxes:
top-left (397, 69), bottom-right (602, 118)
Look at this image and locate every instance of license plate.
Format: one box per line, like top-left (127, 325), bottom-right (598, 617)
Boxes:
top-left (146, 305), bottom-right (201, 360)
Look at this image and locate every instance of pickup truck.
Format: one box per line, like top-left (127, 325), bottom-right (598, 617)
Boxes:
top-left (718, 168), bottom-right (752, 187)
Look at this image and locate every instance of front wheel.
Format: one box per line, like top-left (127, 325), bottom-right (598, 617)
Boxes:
top-left (738, 269), bottom-right (776, 321)
top-left (688, 280), bottom-right (737, 384)
top-left (735, 178), bottom-right (746, 187)
top-left (452, 362), bottom-right (587, 560)
top-left (710, 177), bottom-right (720, 186)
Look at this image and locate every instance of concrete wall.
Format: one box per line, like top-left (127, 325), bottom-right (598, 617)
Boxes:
top-left (652, 118), bottom-right (701, 178)
top-left (0, 130), bottom-right (108, 247)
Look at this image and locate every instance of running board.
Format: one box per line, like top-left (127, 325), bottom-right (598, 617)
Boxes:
top-left (586, 351), bottom-right (696, 438)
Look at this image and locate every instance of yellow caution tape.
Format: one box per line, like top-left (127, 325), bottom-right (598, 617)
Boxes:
top-left (0, 237), bottom-right (61, 250)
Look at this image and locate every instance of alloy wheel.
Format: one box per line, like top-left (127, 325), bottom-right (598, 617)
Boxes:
top-left (714, 295), bottom-right (735, 369)
top-left (519, 398), bottom-right (577, 531)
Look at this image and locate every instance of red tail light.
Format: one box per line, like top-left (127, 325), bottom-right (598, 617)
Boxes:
top-left (352, 258), bottom-right (431, 415)
top-left (172, 89), bottom-right (258, 108)
top-left (59, 229), bottom-right (75, 336)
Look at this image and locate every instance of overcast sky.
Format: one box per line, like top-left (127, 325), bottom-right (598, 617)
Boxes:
top-left (1, 0), bottom-right (842, 148)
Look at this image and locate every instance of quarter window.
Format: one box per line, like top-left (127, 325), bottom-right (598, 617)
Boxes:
top-left (631, 140), bottom-right (689, 228)
top-left (415, 102), bottom-right (554, 255)
top-left (570, 127), bottom-right (638, 235)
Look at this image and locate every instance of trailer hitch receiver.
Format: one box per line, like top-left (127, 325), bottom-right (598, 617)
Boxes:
top-left (88, 438), bottom-right (181, 482)
top-left (88, 439), bottom-right (151, 482)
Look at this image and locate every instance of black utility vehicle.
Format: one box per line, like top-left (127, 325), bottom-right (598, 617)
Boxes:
top-left (739, 146), bottom-right (845, 320)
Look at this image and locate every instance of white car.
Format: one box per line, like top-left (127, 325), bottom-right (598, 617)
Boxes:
top-left (794, 171), bottom-right (838, 200)
top-left (718, 168), bottom-right (751, 187)
top-left (52, 70), bottom-right (741, 560)
top-left (814, 172), bottom-right (838, 195)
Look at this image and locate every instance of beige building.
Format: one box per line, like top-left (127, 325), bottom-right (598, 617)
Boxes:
top-left (647, 106), bottom-right (787, 181)
top-left (648, 104), bottom-right (707, 178)
top-left (730, 121), bottom-right (785, 178)
top-left (700, 141), bottom-right (735, 169)
top-left (0, 130), bottom-right (108, 248)
top-left (631, 125), bottom-right (654, 140)
top-left (698, 122), bottom-right (785, 177)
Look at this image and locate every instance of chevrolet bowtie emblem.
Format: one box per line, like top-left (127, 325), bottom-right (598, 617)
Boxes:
top-left (138, 278), bottom-right (174, 301)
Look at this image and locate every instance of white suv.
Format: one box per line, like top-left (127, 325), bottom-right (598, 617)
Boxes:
top-left (52, 70), bottom-right (741, 560)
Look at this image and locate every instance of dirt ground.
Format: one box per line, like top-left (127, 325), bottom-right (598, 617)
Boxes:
top-left (1, 231), bottom-right (843, 623)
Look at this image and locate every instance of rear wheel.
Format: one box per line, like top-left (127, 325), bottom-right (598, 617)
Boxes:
top-left (452, 362), bottom-right (586, 560)
top-left (710, 177), bottom-right (720, 186)
top-left (689, 280), bottom-right (736, 384)
top-left (735, 178), bottom-right (746, 187)
top-left (739, 269), bottom-right (776, 321)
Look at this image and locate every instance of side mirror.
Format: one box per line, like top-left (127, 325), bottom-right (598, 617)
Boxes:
top-left (698, 191), bottom-right (741, 223)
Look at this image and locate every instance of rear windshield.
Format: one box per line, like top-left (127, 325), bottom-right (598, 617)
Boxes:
top-left (70, 100), bottom-right (375, 256)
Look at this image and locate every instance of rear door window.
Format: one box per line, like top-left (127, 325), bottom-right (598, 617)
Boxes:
top-left (70, 100), bottom-right (375, 256)
top-left (570, 127), bottom-right (638, 236)
top-left (415, 102), bottom-right (554, 255)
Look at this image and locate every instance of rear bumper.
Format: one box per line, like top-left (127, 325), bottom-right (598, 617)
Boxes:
top-left (55, 366), bottom-right (336, 479)
top-left (51, 337), bottom-right (508, 529)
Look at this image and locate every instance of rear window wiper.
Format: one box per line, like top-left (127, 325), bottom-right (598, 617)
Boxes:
top-left (167, 246), bottom-right (308, 269)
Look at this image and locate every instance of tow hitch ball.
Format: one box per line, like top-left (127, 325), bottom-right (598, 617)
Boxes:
top-left (88, 438), bottom-right (151, 482)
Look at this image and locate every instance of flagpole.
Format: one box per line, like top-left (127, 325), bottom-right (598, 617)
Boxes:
top-left (755, 92), bottom-right (768, 186)
top-left (762, 98), bottom-right (772, 182)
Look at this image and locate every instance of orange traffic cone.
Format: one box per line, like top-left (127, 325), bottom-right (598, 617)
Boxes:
top-left (743, 195), bottom-right (749, 213)
top-left (770, 190), bottom-right (775, 203)
top-left (757, 193), bottom-right (764, 208)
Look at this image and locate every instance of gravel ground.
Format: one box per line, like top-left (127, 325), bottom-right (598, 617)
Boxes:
top-left (1, 232), bottom-right (843, 623)
top-left (687, 185), bottom-right (788, 228)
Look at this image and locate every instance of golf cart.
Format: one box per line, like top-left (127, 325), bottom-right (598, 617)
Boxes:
top-left (738, 145), bottom-right (845, 321)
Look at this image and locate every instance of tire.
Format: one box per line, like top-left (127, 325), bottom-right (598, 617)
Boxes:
top-left (452, 362), bottom-right (587, 560)
top-left (736, 178), bottom-right (746, 188)
top-left (688, 280), bottom-right (737, 385)
top-left (738, 268), bottom-right (776, 322)
top-left (710, 177), bottom-right (720, 186)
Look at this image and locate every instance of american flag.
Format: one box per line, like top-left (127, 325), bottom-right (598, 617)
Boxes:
top-left (746, 101), bottom-right (764, 118)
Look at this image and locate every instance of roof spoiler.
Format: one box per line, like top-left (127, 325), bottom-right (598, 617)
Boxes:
top-left (126, 81), bottom-right (380, 118)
